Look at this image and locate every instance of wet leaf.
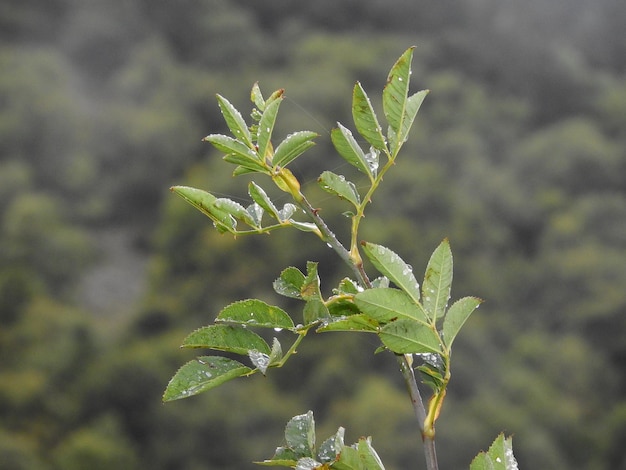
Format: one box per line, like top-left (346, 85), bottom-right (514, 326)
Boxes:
top-left (288, 220), bottom-right (320, 233)
top-left (204, 134), bottom-right (267, 174)
top-left (301, 261), bottom-right (322, 301)
top-left (181, 324), bottom-right (271, 355)
top-left (318, 171), bottom-right (360, 207)
top-left (470, 434), bottom-right (518, 470)
top-left (352, 82), bottom-right (387, 152)
top-left (217, 94), bottom-right (253, 147)
top-left (331, 123), bottom-right (372, 178)
top-left (257, 447), bottom-right (298, 467)
top-left (379, 319), bottom-right (441, 354)
top-left (251, 82), bottom-right (265, 110)
top-left (214, 198), bottom-right (256, 227)
top-left (355, 437), bottom-right (385, 470)
top-left (285, 411), bottom-right (316, 458)
top-left (383, 47), bottom-right (414, 133)
top-left (272, 131), bottom-right (318, 168)
top-left (163, 356), bottom-right (251, 402)
top-left (364, 146), bottom-right (380, 178)
top-left (354, 288), bottom-right (428, 324)
top-left (273, 266), bottom-right (306, 299)
top-left (333, 277), bottom-right (361, 295)
top-left (170, 186), bottom-right (235, 232)
top-left (333, 445), bottom-right (360, 469)
top-left (249, 182), bottom-right (281, 219)
top-left (268, 337), bottom-right (283, 363)
top-left (249, 350), bottom-right (271, 375)
top-left (295, 458), bottom-right (323, 470)
top-left (216, 299), bottom-right (294, 330)
top-left (395, 90), bottom-right (428, 151)
top-left (246, 202), bottom-right (264, 226)
top-left (422, 239), bottom-right (453, 321)
top-left (316, 314), bottom-right (379, 333)
top-left (278, 203), bottom-right (297, 221)
top-left (442, 296), bottom-right (481, 348)
top-left (361, 242), bottom-right (421, 304)
top-left (318, 427), bottom-right (344, 463)
top-left (257, 92), bottom-right (283, 159)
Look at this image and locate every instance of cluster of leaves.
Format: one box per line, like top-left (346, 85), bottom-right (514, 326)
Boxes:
top-left (258, 411), bottom-right (385, 470)
top-left (163, 47), bottom-right (516, 469)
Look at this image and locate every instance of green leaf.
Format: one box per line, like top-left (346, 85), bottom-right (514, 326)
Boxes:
top-left (352, 82), bottom-right (387, 152)
top-left (382, 47), bottom-right (414, 133)
top-left (333, 278), bottom-right (361, 295)
top-left (285, 411), bottom-right (316, 458)
top-left (217, 94), bottom-right (253, 147)
top-left (442, 296), bottom-right (481, 348)
top-left (355, 437), bottom-right (385, 470)
top-left (170, 186), bottom-right (235, 232)
top-left (248, 350), bottom-right (271, 375)
top-left (301, 261), bottom-right (322, 301)
top-left (257, 93), bottom-right (283, 159)
top-left (181, 324), bottom-right (271, 355)
top-left (214, 198), bottom-right (257, 227)
top-left (249, 182), bottom-right (281, 219)
top-left (257, 446), bottom-right (298, 467)
top-left (266, 88), bottom-right (285, 106)
top-left (274, 266), bottom-right (306, 299)
top-left (288, 220), bottom-right (320, 233)
top-left (331, 123), bottom-right (371, 178)
top-left (361, 242), bottom-right (421, 304)
top-left (395, 89), bottom-right (428, 150)
top-left (470, 434), bottom-right (518, 470)
top-left (327, 298), bottom-right (361, 317)
top-left (333, 446), bottom-right (361, 469)
top-left (216, 299), bottom-right (294, 330)
top-left (316, 314), bottom-right (379, 333)
top-left (422, 239), bottom-right (453, 321)
top-left (379, 319), bottom-right (441, 354)
top-left (246, 202), bottom-right (264, 226)
top-left (268, 337), bottom-right (283, 363)
top-left (278, 203), bottom-right (297, 221)
top-left (317, 427), bottom-right (345, 463)
top-left (232, 165), bottom-right (261, 176)
top-left (272, 131), bottom-right (318, 168)
top-left (295, 457), bottom-right (323, 469)
top-left (354, 288), bottom-right (428, 324)
top-left (417, 363), bottom-right (445, 392)
top-left (364, 146), bottom-right (380, 178)
top-left (318, 171), bottom-right (360, 207)
top-left (303, 299), bottom-right (329, 325)
top-left (163, 356), bottom-right (251, 401)
top-left (204, 134), bottom-right (257, 161)
top-left (251, 82), bottom-right (265, 110)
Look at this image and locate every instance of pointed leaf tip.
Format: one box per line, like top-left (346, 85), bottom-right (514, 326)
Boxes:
top-left (163, 356), bottom-right (251, 402)
top-left (422, 239), bottom-right (453, 321)
top-left (352, 82), bottom-right (387, 152)
top-left (361, 242), bottom-right (421, 305)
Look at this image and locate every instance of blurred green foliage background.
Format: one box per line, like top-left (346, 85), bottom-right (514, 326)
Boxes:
top-left (1, 1), bottom-right (626, 468)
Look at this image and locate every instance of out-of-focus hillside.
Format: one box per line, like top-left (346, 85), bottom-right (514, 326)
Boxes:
top-left (1, 1), bottom-right (626, 468)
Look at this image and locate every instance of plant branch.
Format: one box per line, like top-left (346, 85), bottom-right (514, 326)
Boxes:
top-left (296, 192), bottom-right (371, 287)
top-left (398, 354), bottom-right (439, 470)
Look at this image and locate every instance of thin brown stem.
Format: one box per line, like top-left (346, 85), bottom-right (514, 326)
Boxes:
top-left (398, 354), bottom-right (439, 470)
